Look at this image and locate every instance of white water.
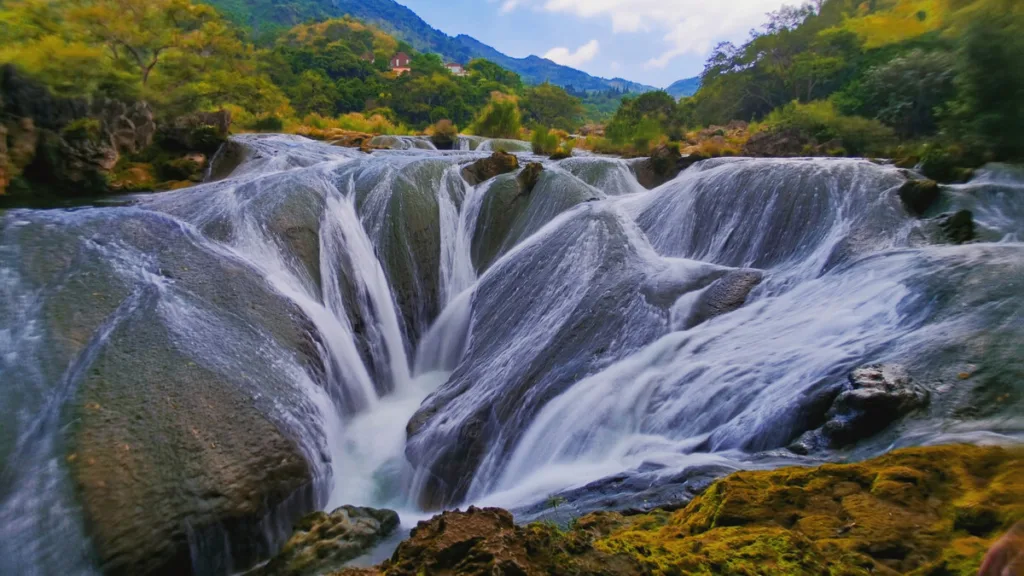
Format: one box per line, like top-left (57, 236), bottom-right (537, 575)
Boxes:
top-left (2, 136), bottom-right (1022, 575)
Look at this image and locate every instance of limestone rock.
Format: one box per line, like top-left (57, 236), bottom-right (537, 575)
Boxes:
top-left (259, 506), bottom-right (399, 576)
top-left (938, 209), bottom-right (976, 244)
top-left (684, 269), bottom-right (764, 329)
top-left (461, 150), bottom-right (519, 186)
top-left (631, 143), bottom-right (682, 189)
top-left (516, 161), bottom-right (544, 195)
top-left (159, 109), bottom-right (232, 154)
top-left (791, 364), bottom-right (930, 452)
top-left (898, 178), bottom-right (941, 216)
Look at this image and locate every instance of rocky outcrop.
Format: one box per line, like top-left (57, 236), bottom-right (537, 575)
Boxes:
top-left (342, 445), bottom-right (1023, 576)
top-left (938, 209), bottom-right (976, 244)
top-left (631, 143), bottom-right (682, 189)
top-left (898, 178), bottom-right (941, 216)
top-left (258, 506), bottom-right (399, 576)
top-left (683, 269), bottom-right (763, 329)
top-left (1, 64), bottom-right (220, 196)
top-left (790, 364), bottom-right (930, 453)
top-left (516, 161), bottom-right (544, 194)
top-left (461, 150), bottom-right (519, 186)
top-left (157, 109), bottom-right (231, 154)
top-left (742, 127), bottom-right (812, 157)
top-left (0, 124), bottom-right (8, 194)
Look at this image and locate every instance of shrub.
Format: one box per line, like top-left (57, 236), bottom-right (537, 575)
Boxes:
top-left (251, 115), bottom-right (285, 132)
top-left (759, 100), bottom-right (895, 156)
top-left (473, 93), bottom-right (522, 139)
top-left (531, 128), bottom-right (560, 155)
top-left (429, 119), bottom-right (459, 149)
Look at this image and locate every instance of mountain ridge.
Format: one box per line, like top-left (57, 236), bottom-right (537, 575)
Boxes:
top-left (204, 0), bottom-right (660, 93)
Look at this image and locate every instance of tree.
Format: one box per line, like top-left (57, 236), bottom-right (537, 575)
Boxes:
top-left (70, 0), bottom-right (220, 87)
top-left (473, 92), bottom-right (521, 139)
top-left (521, 82), bottom-right (583, 132)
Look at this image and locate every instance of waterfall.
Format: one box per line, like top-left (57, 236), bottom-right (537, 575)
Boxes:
top-left (1, 134), bottom-right (1021, 574)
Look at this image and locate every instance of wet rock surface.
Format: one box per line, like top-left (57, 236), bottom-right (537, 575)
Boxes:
top-left (898, 178), bottom-right (941, 215)
top-left (683, 269), bottom-right (764, 329)
top-left (791, 364), bottom-right (930, 453)
top-left (461, 150), bottom-right (519, 186)
top-left (259, 506), bottom-right (399, 576)
top-left (631, 143), bottom-right (683, 189)
top-left (341, 446), bottom-right (1023, 576)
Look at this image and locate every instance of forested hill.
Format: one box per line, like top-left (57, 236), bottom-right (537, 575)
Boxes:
top-left (204, 0), bottom-right (656, 93)
top-left (666, 77), bottom-right (700, 99)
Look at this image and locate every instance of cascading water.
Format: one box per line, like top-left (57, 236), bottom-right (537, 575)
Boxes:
top-left (1, 135), bottom-right (1021, 575)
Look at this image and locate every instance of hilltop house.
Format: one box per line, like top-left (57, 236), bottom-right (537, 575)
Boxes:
top-left (389, 52), bottom-right (411, 75)
top-left (445, 62), bottom-right (467, 77)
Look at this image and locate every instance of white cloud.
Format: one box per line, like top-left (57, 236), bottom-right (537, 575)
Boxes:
top-left (543, 39), bottom-right (601, 67)
top-left (508, 0), bottom-right (793, 68)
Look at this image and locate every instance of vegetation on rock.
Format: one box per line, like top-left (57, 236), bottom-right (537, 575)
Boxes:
top-left (337, 445), bottom-right (1023, 576)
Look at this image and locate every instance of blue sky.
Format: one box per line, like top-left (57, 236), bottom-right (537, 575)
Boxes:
top-left (397, 0), bottom-right (793, 88)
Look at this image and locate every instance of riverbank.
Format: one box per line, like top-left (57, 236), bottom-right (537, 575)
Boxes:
top-left (312, 444), bottom-right (1022, 576)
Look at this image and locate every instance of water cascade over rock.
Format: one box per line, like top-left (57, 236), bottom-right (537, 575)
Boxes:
top-left (1, 135), bottom-right (1021, 575)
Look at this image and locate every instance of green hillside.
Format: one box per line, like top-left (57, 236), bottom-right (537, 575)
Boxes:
top-left (203, 0), bottom-right (655, 93)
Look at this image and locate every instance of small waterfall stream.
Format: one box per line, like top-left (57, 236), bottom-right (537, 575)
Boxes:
top-left (1, 135), bottom-right (1021, 575)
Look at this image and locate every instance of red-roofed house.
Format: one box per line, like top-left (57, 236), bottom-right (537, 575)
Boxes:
top-left (390, 52), bottom-right (411, 69)
top-left (445, 62), bottom-right (467, 77)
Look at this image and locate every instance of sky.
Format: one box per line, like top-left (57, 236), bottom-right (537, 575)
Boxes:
top-left (397, 0), bottom-right (795, 88)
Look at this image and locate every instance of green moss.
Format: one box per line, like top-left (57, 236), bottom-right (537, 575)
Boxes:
top-left (61, 118), bottom-right (103, 142)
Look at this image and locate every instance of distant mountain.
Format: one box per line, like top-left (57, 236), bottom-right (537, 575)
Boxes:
top-left (451, 34), bottom-right (655, 93)
top-left (205, 0), bottom-right (656, 93)
top-left (666, 77), bottom-right (701, 98)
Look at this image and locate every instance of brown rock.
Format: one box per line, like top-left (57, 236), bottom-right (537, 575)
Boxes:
top-left (258, 506), bottom-right (399, 576)
top-left (632, 144), bottom-right (682, 189)
top-left (461, 151), bottom-right (520, 186)
top-left (516, 162), bottom-right (544, 194)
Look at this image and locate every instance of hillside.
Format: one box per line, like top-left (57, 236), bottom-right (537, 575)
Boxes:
top-left (666, 76), bottom-right (701, 98)
top-left (204, 0), bottom-right (655, 93)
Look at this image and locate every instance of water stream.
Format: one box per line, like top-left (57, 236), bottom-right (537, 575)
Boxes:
top-left (1, 135), bottom-right (1021, 574)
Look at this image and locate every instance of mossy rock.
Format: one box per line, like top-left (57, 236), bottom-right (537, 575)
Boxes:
top-left (461, 150), bottom-right (519, 186)
top-left (341, 445), bottom-right (1023, 576)
top-left (898, 179), bottom-right (940, 216)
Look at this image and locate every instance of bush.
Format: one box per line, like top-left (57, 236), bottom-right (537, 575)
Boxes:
top-left (473, 93), bottom-right (522, 139)
top-left (429, 119), bottom-right (459, 149)
top-left (296, 112), bottom-right (408, 135)
top-left (531, 128), bottom-right (560, 155)
top-left (759, 100), bottom-right (895, 156)
top-left (251, 115), bottom-right (285, 132)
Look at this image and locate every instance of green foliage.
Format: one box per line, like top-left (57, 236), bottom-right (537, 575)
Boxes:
top-left (251, 115), bottom-right (285, 132)
top-left (472, 94), bottom-right (521, 139)
top-left (945, 2), bottom-right (1024, 160)
top-left (759, 100), bottom-right (896, 156)
top-left (531, 128), bottom-right (560, 155)
top-left (605, 91), bottom-right (681, 150)
top-left (521, 82), bottom-right (583, 132)
top-left (61, 118), bottom-right (103, 141)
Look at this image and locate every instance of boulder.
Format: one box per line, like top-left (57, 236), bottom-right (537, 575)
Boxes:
top-left (516, 161), bottom-right (544, 194)
top-left (683, 269), bottom-right (763, 329)
top-left (6, 209), bottom-right (331, 575)
top-left (461, 150), bottom-right (519, 186)
top-left (677, 151), bottom-right (708, 172)
top-left (159, 109), bottom-right (232, 154)
top-left (938, 209), bottom-right (976, 244)
top-left (742, 127), bottom-right (813, 157)
top-left (631, 143), bottom-right (682, 189)
top-left (898, 179), bottom-right (940, 216)
top-left (790, 364), bottom-right (930, 452)
top-left (258, 506), bottom-right (399, 576)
